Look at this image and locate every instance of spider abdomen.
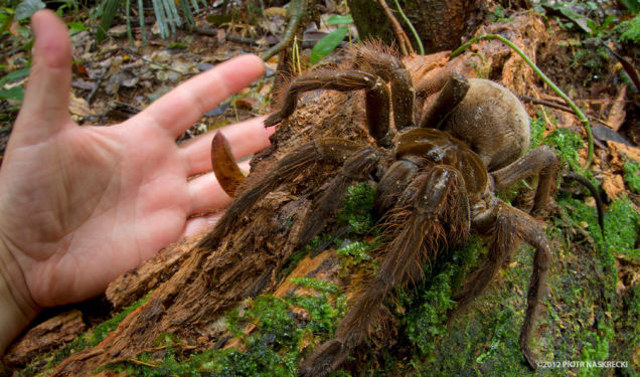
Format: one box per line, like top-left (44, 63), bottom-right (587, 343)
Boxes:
top-left (441, 78), bottom-right (530, 171)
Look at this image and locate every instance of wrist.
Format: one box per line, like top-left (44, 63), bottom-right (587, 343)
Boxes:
top-left (0, 238), bottom-right (39, 356)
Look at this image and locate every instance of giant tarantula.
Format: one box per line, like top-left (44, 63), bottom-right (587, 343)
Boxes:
top-left (204, 44), bottom-right (558, 375)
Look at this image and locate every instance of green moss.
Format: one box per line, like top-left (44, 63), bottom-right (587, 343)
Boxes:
top-left (50, 292), bottom-right (151, 366)
top-left (336, 240), bottom-right (375, 265)
top-left (102, 278), bottom-right (347, 376)
top-left (579, 321), bottom-right (615, 377)
top-left (400, 236), bottom-right (485, 360)
top-left (401, 193), bottom-right (639, 376)
top-left (402, 237), bottom-right (536, 376)
top-left (604, 196), bottom-right (640, 260)
top-left (544, 127), bottom-right (584, 172)
top-left (545, 195), bottom-right (640, 376)
top-left (403, 268), bottom-right (456, 356)
top-left (614, 283), bottom-right (640, 375)
top-left (618, 13), bottom-right (640, 44)
top-left (555, 196), bottom-right (619, 291)
top-left (558, 194), bottom-right (639, 263)
top-left (90, 293), bottom-right (152, 346)
top-left (284, 182), bottom-right (377, 276)
top-left (337, 182), bottom-right (376, 234)
top-left (497, 114), bottom-right (547, 204)
top-left (289, 276), bottom-right (341, 296)
top-left (624, 160), bottom-right (640, 194)
top-left (530, 114), bottom-right (546, 149)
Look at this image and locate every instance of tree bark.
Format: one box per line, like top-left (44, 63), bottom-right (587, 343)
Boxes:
top-left (347, 0), bottom-right (487, 54)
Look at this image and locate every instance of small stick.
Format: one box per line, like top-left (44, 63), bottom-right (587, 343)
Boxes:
top-left (376, 0), bottom-right (414, 56)
top-left (519, 95), bottom-right (613, 128)
top-left (260, 0), bottom-right (307, 61)
top-left (393, 0), bottom-right (424, 54)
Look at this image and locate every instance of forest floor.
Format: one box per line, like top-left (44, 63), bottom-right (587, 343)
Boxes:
top-left (0, 1), bottom-right (640, 376)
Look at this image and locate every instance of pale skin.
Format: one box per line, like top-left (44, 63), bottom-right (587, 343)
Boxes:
top-left (0, 10), bottom-right (273, 355)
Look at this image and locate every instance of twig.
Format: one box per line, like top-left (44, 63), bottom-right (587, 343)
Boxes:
top-left (376, 0), bottom-right (413, 56)
top-left (86, 68), bottom-right (106, 105)
top-left (451, 33), bottom-right (595, 173)
top-left (260, 0), bottom-right (307, 61)
top-left (519, 94), bottom-right (573, 113)
top-left (519, 95), bottom-right (613, 129)
top-left (393, 0), bottom-right (424, 55)
top-left (0, 45), bottom-right (24, 59)
top-left (127, 358), bottom-right (159, 368)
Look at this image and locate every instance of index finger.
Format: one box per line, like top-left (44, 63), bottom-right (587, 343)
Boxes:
top-left (140, 54), bottom-right (265, 137)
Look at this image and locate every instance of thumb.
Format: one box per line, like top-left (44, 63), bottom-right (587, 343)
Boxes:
top-left (13, 10), bottom-right (73, 145)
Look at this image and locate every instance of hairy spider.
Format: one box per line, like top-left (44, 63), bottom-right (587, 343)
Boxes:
top-left (206, 44), bottom-right (558, 376)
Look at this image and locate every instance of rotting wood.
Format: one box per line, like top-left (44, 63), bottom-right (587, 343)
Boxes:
top-left (4, 310), bottom-right (85, 368)
top-left (6, 13), bottom-right (554, 376)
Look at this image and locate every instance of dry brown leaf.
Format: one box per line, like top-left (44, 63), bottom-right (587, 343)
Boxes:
top-left (601, 171), bottom-right (626, 199)
top-left (68, 93), bottom-right (97, 118)
top-left (264, 7), bottom-right (287, 18)
top-left (606, 86), bottom-right (627, 131)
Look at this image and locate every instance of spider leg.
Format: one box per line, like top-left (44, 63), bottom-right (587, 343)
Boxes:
top-left (452, 203), bottom-right (519, 311)
top-left (197, 138), bottom-right (363, 250)
top-left (373, 159), bottom-right (419, 217)
top-left (452, 201), bottom-right (551, 369)
top-left (418, 72), bottom-right (470, 129)
top-left (355, 45), bottom-right (416, 130)
top-left (490, 145), bottom-right (559, 214)
top-left (298, 166), bottom-right (470, 377)
top-left (265, 70), bottom-right (394, 147)
top-left (292, 146), bottom-right (380, 249)
top-left (211, 132), bottom-right (247, 197)
top-left (514, 204), bottom-right (551, 369)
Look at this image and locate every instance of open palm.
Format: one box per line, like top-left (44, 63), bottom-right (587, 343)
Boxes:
top-left (0, 10), bottom-right (271, 312)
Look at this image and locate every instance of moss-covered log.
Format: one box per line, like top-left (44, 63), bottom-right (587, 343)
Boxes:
top-left (3, 11), bottom-right (640, 377)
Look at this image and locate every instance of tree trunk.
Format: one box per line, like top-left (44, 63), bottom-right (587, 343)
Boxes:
top-left (347, 0), bottom-right (487, 54)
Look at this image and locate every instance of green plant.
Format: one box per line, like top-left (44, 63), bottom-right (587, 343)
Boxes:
top-left (530, 113), bottom-right (546, 150)
top-left (54, 0), bottom-right (80, 17)
top-left (336, 240), bottom-right (373, 264)
top-left (14, 0), bottom-right (45, 22)
top-left (0, 67), bottom-right (29, 101)
top-left (48, 292), bottom-right (151, 370)
top-left (490, 5), bottom-right (514, 23)
top-left (618, 13), bottom-right (640, 44)
top-left (620, 0), bottom-right (640, 13)
top-left (90, 293), bottom-right (151, 346)
top-left (96, 0), bottom-right (208, 44)
top-left (99, 279), bottom-right (347, 376)
top-left (310, 14), bottom-right (353, 64)
top-left (336, 182), bottom-right (376, 235)
top-left (543, 127), bottom-right (584, 172)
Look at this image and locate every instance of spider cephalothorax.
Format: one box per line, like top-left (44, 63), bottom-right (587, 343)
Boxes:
top-left (207, 44), bottom-right (558, 376)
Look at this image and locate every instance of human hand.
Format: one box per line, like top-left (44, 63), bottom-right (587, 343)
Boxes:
top-left (0, 10), bottom-right (271, 353)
